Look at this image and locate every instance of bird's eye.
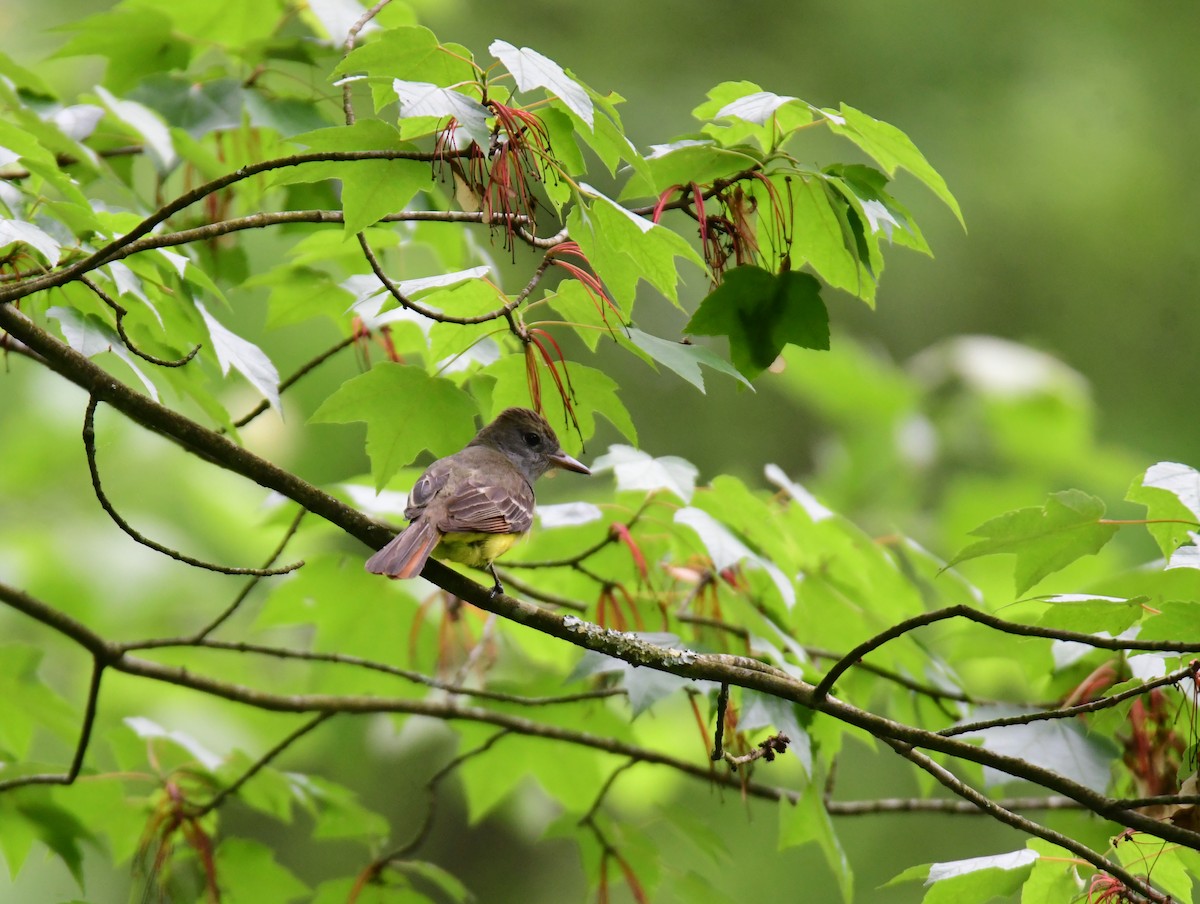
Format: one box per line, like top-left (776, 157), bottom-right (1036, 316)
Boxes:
top-left (524, 431), bottom-right (541, 447)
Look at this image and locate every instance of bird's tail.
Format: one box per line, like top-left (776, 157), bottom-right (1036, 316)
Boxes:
top-left (365, 517), bottom-right (441, 578)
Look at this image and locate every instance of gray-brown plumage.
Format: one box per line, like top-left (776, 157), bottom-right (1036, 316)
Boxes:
top-left (365, 408), bottom-right (590, 595)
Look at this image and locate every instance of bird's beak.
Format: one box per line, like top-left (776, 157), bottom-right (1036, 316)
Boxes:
top-left (549, 449), bottom-right (591, 475)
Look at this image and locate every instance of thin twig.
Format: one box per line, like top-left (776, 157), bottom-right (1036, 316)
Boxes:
top-left (579, 759), bottom-right (639, 825)
top-left (710, 683), bottom-right (729, 761)
top-left (189, 507), bottom-right (308, 640)
top-left (84, 395), bottom-right (303, 576)
top-left (230, 334), bottom-right (359, 429)
top-left (490, 569), bottom-right (588, 610)
top-left (118, 636), bottom-right (625, 705)
top-left (341, 0), bottom-right (393, 126)
top-left (941, 664), bottom-right (1197, 737)
top-left (355, 232), bottom-right (531, 326)
top-left (188, 712), bottom-right (334, 817)
top-left (722, 732), bottom-right (789, 771)
top-left (378, 730), bottom-right (509, 864)
top-left (80, 275), bottom-right (200, 367)
top-left (0, 144), bottom-right (142, 181)
top-left (0, 210), bottom-right (540, 283)
top-left (0, 149), bottom-right (468, 305)
top-left (0, 656), bottom-right (105, 791)
top-left (814, 606), bottom-right (1200, 703)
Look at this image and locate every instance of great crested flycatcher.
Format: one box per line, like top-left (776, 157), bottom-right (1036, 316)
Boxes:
top-left (365, 407), bottom-right (590, 595)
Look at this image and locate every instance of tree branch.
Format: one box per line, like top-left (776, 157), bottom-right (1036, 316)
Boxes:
top-left (189, 712), bottom-right (334, 817)
top-left (84, 395), bottom-right (303, 577)
top-left (941, 664), bottom-right (1197, 737)
top-left (0, 656), bottom-right (105, 792)
top-left (814, 606), bottom-right (1200, 703)
top-left (0, 150), bottom-right (464, 305)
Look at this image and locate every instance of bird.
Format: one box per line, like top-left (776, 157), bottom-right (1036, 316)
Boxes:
top-left (365, 407), bottom-right (590, 596)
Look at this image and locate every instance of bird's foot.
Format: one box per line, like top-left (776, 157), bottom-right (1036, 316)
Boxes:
top-left (488, 564), bottom-right (504, 599)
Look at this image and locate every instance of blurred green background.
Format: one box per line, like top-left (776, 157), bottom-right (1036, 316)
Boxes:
top-left (2, 1), bottom-right (1197, 901)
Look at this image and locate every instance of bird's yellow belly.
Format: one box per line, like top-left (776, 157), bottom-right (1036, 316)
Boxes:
top-left (435, 531), bottom-right (522, 568)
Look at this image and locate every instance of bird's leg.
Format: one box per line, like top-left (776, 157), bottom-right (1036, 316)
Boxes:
top-left (487, 563), bottom-right (504, 598)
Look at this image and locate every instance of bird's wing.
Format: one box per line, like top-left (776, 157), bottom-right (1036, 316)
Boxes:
top-left (404, 461), bottom-right (451, 520)
top-left (439, 477), bottom-right (535, 534)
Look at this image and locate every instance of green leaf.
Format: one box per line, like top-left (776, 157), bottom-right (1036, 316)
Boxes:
top-left (947, 489), bottom-right (1119, 594)
top-left (5, 790), bottom-right (93, 888)
top-left (479, 354), bottom-right (635, 456)
top-left (960, 709), bottom-right (1118, 794)
top-left (684, 265), bottom-right (828, 380)
top-left (309, 363), bottom-right (479, 490)
top-left (312, 877), bottom-right (423, 904)
top-left (147, 0), bottom-right (284, 47)
top-left (285, 121), bottom-right (429, 235)
top-left (564, 101), bottom-right (646, 178)
top-left (0, 643), bottom-right (79, 749)
top-left (623, 326), bottom-right (753, 393)
top-left (675, 506), bottom-right (795, 608)
top-left (1138, 600), bottom-right (1200, 643)
top-left (1035, 594), bottom-right (1146, 634)
top-left (333, 25), bottom-right (474, 88)
top-left (0, 120), bottom-right (93, 209)
top-left (619, 140), bottom-right (759, 200)
top-left (1115, 841), bottom-right (1195, 904)
top-left (1020, 840), bottom-right (1083, 904)
top-left (256, 553), bottom-right (426, 667)
top-left (196, 301), bottom-right (281, 413)
top-left (538, 104), bottom-right (586, 180)
top-left (716, 90), bottom-right (801, 124)
top-left (0, 48), bottom-right (55, 98)
top-left (1127, 461), bottom-right (1200, 557)
top-left (129, 75), bottom-right (243, 137)
top-left (392, 79), bottom-right (490, 146)
top-left (94, 86), bottom-right (176, 172)
top-left (826, 104), bottom-right (964, 226)
top-left (215, 838), bottom-right (308, 904)
top-left (0, 794), bottom-right (37, 880)
top-left (694, 81), bottom-right (813, 150)
top-left (541, 279), bottom-right (616, 352)
top-left (394, 860), bottom-right (473, 903)
top-left (591, 444), bottom-right (697, 502)
top-left (887, 849), bottom-right (1036, 904)
top-left (46, 306), bottom-right (161, 401)
top-left (569, 188), bottom-right (704, 309)
top-left (291, 774), bottom-right (389, 841)
top-left (786, 172), bottom-right (876, 304)
top-left (826, 163), bottom-right (931, 255)
top-left (51, 778), bottom-right (145, 868)
top-left (778, 792), bottom-right (853, 903)
top-left (0, 219), bottom-right (61, 266)
top-left (489, 40), bottom-right (593, 128)
top-left (216, 752), bottom-right (296, 822)
top-left (570, 637), bottom-right (698, 715)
